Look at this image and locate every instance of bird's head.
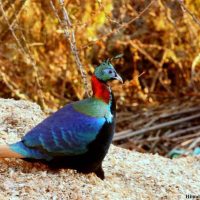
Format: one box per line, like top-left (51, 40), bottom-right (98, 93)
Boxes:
top-left (94, 59), bottom-right (123, 84)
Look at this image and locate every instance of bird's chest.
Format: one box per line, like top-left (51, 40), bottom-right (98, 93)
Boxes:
top-left (93, 103), bottom-right (113, 123)
top-left (73, 99), bottom-right (113, 123)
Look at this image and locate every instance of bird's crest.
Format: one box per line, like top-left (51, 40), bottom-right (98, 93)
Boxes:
top-left (95, 54), bottom-right (123, 68)
top-left (104, 54), bottom-right (123, 65)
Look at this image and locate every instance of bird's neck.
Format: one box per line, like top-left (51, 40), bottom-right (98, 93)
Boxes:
top-left (91, 75), bottom-right (111, 104)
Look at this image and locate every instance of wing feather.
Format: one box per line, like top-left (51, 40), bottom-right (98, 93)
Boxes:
top-left (21, 103), bottom-right (105, 158)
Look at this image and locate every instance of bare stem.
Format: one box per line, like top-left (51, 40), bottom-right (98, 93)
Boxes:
top-left (114, 112), bottom-right (200, 141)
top-left (50, 0), bottom-right (90, 97)
top-left (81, 0), bottom-right (155, 49)
top-left (176, 0), bottom-right (200, 27)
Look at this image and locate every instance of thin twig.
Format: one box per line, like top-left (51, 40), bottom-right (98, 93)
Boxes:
top-left (124, 105), bottom-right (200, 129)
top-left (176, 0), bottom-right (200, 27)
top-left (0, 70), bottom-right (28, 99)
top-left (171, 131), bottom-right (200, 141)
top-left (81, 0), bottom-right (155, 49)
top-left (114, 113), bottom-right (200, 141)
top-left (158, 106), bottom-right (200, 118)
top-left (188, 137), bottom-right (200, 149)
top-left (117, 114), bottom-right (140, 123)
top-left (0, 0), bottom-right (45, 108)
top-left (130, 41), bottom-right (161, 69)
top-left (0, 0), bottom-right (26, 38)
top-left (167, 125), bottom-right (200, 138)
top-left (50, 0), bottom-right (90, 97)
top-left (0, 1), bottom-right (26, 56)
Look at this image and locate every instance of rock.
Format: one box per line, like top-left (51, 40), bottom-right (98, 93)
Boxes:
top-left (0, 98), bottom-right (46, 144)
top-left (0, 98), bottom-right (200, 199)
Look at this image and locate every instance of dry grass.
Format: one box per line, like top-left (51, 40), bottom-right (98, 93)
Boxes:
top-left (115, 97), bottom-right (200, 156)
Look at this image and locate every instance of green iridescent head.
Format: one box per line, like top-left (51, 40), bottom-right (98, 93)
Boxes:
top-left (94, 59), bottom-right (123, 83)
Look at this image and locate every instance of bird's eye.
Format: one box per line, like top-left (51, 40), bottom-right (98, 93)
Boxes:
top-left (108, 70), bottom-right (112, 74)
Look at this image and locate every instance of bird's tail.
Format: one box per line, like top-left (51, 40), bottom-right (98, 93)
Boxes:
top-left (0, 144), bottom-right (24, 158)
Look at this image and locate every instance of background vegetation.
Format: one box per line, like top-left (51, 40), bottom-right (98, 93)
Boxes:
top-left (0, 0), bottom-right (200, 156)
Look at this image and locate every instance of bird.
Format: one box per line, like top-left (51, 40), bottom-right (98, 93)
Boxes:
top-left (0, 59), bottom-right (123, 180)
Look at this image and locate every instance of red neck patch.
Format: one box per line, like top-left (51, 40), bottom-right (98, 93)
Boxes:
top-left (91, 75), bottom-right (110, 104)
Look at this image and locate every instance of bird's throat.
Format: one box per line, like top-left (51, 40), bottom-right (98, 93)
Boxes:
top-left (91, 75), bottom-right (111, 104)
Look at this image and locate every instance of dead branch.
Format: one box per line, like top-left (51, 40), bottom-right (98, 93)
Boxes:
top-left (0, 0), bottom-right (45, 108)
top-left (171, 131), bottom-right (200, 141)
top-left (81, 0), bottom-right (156, 49)
top-left (167, 125), bottom-right (200, 138)
top-left (176, 0), bottom-right (200, 27)
top-left (130, 41), bottom-right (161, 69)
top-left (0, 0), bottom-right (26, 39)
top-left (114, 112), bottom-right (200, 141)
top-left (50, 0), bottom-right (90, 97)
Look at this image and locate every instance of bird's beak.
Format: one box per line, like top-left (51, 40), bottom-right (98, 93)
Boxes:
top-left (114, 73), bottom-right (123, 83)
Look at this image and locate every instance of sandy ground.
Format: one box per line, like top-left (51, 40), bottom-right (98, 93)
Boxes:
top-left (0, 98), bottom-right (200, 200)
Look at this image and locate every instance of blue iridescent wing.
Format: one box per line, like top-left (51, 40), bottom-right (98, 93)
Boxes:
top-left (10, 103), bottom-right (105, 160)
